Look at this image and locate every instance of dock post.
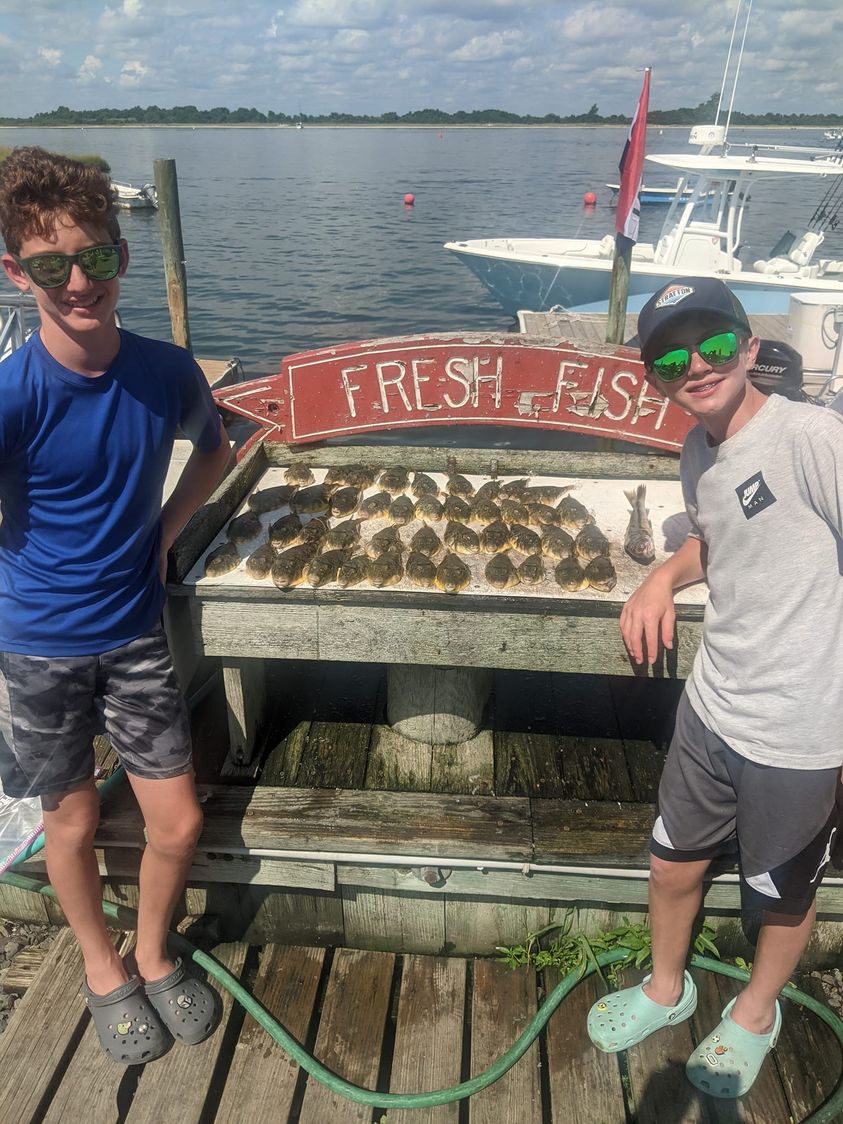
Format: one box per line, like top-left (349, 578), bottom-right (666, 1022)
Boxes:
top-left (154, 158), bottom-right (192, 353)
top-left (386, 664), bottom-right (492, 744)
top-left (605, 235), bottom-right (632, 345)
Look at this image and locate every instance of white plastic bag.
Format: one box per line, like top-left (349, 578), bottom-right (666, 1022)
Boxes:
top-left (0, 780), bottom-right (43, 874)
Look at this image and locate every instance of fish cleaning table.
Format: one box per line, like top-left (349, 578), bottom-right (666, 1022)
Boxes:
top-left (169, 446), bottom-right (706, 766)
top-left (169, 334), bottom-right (705, 763)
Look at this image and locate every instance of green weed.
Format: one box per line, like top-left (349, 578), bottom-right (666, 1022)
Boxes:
top-left (497, 913), bottom-right (721, 987)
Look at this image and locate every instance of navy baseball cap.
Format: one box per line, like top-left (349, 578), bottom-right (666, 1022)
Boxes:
top-left (637, 277), bottom-right (752, 366)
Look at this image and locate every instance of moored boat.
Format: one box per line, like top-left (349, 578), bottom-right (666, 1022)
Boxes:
top-left (111, 180), bottom-right (158, 210)
top-left (445, 127), bottom-right (843, 317)
top-left (605, 181), bottom-right (718, 206)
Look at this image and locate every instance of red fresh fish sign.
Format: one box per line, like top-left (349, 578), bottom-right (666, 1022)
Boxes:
top-left (215, 334), bottom-right (692, 452)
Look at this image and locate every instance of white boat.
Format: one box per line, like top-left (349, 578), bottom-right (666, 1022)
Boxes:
top-left (445, 126), bottom-right (843, 317)
top-left (824, 129), bottom-right (842, 141)
top-left (605, 181), bottom-right (720, 206)
top-left (445, 0), bottom-right (843, 318)
top-left (111, 181), bottom-right (158, 210)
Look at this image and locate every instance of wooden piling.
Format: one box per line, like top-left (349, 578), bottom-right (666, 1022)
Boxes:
top-left (153, 158), bottom-right (192, 353)
top-left (605, 234), bottom-right (632, 345)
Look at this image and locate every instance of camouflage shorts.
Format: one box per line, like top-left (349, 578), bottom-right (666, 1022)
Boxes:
top-left (0, 624), bottom-right (192, 798)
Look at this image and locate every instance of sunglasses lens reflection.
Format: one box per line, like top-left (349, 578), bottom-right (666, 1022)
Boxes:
top-left (652, 331), bottom-right (740, 382)
top-left (699, 331), bottom-right (739, 365)
top-left (24, 245), bottom-right (121, 288)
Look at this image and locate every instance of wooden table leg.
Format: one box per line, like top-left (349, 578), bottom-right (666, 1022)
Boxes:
top-left (222, 658), bottom-right (267, 764)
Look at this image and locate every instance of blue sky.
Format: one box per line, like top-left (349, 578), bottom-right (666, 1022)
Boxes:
top-left (2, 0), bottom-right (841, 119)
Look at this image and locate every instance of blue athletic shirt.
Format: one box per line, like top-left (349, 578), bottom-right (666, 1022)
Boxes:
top-left (0, 329), bottom-right (222, 656)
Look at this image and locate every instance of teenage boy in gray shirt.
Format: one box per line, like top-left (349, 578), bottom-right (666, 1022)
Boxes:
top-left (586, 277), bottom-right (843, 1099)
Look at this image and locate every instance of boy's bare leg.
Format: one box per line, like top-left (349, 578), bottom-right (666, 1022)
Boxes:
top-left (42, 780), bottom-right (128, 994)
top-left (127, 771), bottom-right (203, 983)
top-left (729, 903), bottom-right (816, 1034)
top-left (645, 854), bottom-right (711, 1006)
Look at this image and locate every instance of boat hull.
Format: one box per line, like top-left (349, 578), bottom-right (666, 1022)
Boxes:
top-left (445, 241), bottom-right (843, 318)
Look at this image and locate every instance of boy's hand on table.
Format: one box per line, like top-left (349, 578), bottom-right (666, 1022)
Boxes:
top-left (620, 569), bottom-right (676, 666)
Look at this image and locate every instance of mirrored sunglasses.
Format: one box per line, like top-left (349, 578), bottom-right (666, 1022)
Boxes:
top-left (15, 243), bottom-right (122, 289)
top-left (650, 330), bottom-right (742, 382)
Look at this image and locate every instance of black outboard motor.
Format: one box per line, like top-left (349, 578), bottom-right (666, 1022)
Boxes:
top-left (749, 339), bottom-right (805, 402)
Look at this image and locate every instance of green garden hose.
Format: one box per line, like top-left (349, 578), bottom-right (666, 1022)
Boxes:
top-left (2, 787), bottom-right (842, 1120)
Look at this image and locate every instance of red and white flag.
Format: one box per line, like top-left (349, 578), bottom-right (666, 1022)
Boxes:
top-left (616, 68), bottom-right (651, 245)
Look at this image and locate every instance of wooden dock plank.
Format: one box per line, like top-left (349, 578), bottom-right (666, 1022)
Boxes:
top-left (0, 928), bottom-right (94, 1123)
top-left (495, 731), bottom-right (565, 798)
top-left (124, 942), bottom-right (247, 1124)
top-left (543, 968), bottom-right (627, 1124)
top-left (341, 883), bottom-right (446, 954)
top-left (620, 967), bottom-right (708, 1124)
top-left (532, 798), bottom-right (653, 865)
top-left (559, 734), bottom-right (635, 801)
top-left (298, 947), bottom-right (395, 1124)
top-left (215, 944), bottom-right (326, 1123)
top-left (469, 960), bottom-right (542, 1123)
top-left (297, 721), bottom-right (371, 788)
top-left (40, 934), bottom-right (147, 1124)
top-left (259, 720), bottom-right (312, 785)
top-left (622, 738), bottom-right (667, 803)
top-left (690, 971), bottom-right (792, 1124)
top-left (241, 886), bottom-right (345, 946)
top-left (430, 731), bottom-right (494, 796)
top-left (773, 977), bottom-right (843, 1121)
top-left (95, 784), bottom-right (535, 862)
top-left (365, 723), bottom-right (434, 791)
top-left (388, 955), bottom-right (467, 1123)
top-left (191, 598), bottom-right (702, 678)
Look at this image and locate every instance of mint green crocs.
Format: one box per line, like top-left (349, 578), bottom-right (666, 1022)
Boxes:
top-left (587, 971), bottom-right (697, 1052)
top-left (686, 997), bottom-right (782, 1098)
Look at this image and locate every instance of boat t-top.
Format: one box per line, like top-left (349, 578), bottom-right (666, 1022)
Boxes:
top-left (444, 124), bottom-right (843, 317)
top-left (445, 0), bottom-right (843, 317)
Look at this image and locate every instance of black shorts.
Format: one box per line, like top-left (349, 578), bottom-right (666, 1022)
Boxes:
top-left (651, 692), bottom-right (842, 914)
top-left (0, 624), bottom-right (192, 798)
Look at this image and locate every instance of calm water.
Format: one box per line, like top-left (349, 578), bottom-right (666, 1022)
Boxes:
top-left (2, 125), bottom-right (841, 373)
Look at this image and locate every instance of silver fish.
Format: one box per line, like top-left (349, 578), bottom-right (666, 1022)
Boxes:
top-left (624, 484), bottom-right (656, 566)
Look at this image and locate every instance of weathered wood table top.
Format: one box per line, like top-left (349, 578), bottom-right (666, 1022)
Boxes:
top-left (170, 441), bottom-right (705, 679)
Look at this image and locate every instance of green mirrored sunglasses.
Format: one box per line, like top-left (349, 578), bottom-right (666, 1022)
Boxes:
top-left (649, 330), bottom-right (742, 382)
top-left (15, 243), bottom-right (122, 289)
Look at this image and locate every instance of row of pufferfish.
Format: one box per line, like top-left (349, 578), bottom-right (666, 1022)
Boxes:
top-left (203, 464), bottom-right (636, 594)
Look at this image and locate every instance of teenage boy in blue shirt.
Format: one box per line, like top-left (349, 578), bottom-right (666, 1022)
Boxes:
top-left (0, 147), bottom-right (231, 1063)
top-left (587, 277), bottom-right (843, 1098)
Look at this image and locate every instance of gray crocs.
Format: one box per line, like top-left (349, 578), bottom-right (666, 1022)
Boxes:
top-left (143, 957), bottom-right (221, 1045)
top-left (83, 975), bottom-right (171, 1065)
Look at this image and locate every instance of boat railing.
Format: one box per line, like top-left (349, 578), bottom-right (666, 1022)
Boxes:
top-left (0, 298), bottom-right (34, 361)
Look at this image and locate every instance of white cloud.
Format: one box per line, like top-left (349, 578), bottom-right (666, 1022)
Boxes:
top-left (333, 28), bottom-right (370, 50)
top-left (0, 0), bottom-right (840, 118)
top-left (449, 29), bottom-right (525, 62)
top-left (287, 0), bottom-right (385, 28)
top-left (77, 54), bottom-right (103, 83)
top-left (119, 60), bottom-right (151, 86)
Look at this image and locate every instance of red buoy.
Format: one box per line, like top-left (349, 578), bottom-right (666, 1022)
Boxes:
top-left (404, 193), bottom-right (415, 205)
top-left (583, 191), bottom-right (597, 205)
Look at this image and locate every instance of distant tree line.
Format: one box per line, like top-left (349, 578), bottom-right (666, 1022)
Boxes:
top-left (1, 95), bottom-right (841, 128)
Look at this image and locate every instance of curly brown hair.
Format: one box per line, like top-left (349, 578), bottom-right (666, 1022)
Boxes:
top-left (0, 146), bottom-right (120, 255)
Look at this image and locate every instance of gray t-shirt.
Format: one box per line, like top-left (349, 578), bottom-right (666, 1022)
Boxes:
top-left (681, 393), bottom-right (843, 769)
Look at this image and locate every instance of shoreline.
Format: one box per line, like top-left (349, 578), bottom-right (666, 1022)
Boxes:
top-left (0, 123), bottom-right (839, 132)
